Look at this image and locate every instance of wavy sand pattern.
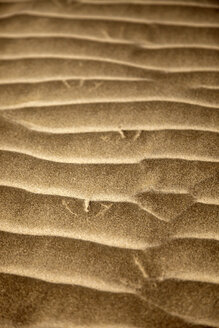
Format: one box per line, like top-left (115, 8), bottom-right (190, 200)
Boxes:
top-left (0, 0), bottom-right (218, 327)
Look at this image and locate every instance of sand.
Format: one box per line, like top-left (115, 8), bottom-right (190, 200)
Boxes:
top-left (0, 0), bottom-right (218, 327)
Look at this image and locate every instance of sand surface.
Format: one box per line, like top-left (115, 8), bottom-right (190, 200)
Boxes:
top-left (0, 0), bottom-right (218, 327)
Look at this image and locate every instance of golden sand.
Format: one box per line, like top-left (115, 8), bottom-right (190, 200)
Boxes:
top-left (0, 0), bottom-right (218, 327)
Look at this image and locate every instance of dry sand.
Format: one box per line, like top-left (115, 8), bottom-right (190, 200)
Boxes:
top-left (0, 0), bottom-right (218, 327)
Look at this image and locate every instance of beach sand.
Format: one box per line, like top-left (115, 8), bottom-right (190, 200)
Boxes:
top-left (0, 0), bottom-right (218, 327)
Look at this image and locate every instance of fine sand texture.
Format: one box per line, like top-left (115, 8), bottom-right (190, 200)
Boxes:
top-left (0, 0), bottom-right (219, 327)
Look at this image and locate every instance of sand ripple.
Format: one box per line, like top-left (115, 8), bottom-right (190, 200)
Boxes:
top-left (0, 1), bottom-right (218, 327)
